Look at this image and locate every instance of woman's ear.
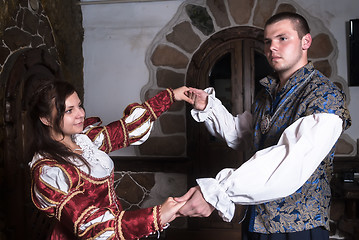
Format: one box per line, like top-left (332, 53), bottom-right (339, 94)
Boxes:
top-left (40, 117), bottom-right (51, 127)
top-left (302, 33), bottom-right (312, 50)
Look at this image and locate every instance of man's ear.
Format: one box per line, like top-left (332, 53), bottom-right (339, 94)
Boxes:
top-left (302, 33), bottom-right (312, 50)
top-left (40, 117), bottom-right (51, 127)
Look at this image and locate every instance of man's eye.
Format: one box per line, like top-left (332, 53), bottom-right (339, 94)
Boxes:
top-left (280, 37), bottom-right (287, 41)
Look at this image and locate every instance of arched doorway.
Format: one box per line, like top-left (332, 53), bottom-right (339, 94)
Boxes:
top-left (1, 48), bottom-right (62, 239)
top-left (185, 26), bottom-right (273, 239)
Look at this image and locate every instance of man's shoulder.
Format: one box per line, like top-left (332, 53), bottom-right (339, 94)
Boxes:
top-left (308, 70), bottom-right (343, 93)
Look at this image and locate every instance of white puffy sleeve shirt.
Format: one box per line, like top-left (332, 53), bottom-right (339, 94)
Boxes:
top-left (191, 88), bottom-right (343, 222)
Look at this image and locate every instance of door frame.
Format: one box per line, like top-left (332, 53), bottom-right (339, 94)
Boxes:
top-left (185, 26), bottom-right (265, 236)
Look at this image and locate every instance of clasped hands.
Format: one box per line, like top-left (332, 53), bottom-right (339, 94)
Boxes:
top-left (161, 87), bottom-right (212, 225)
top-left (160, 186), bottom-right (215, 225)
top-left (172, 87), bottom-right (209, 111)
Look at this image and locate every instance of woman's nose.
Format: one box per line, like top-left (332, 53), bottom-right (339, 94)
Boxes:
top-left (77, 107), bottom-right (85, 118)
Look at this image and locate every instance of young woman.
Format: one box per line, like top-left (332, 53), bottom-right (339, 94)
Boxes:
top-left (27, 80), bottom-right (192, 239)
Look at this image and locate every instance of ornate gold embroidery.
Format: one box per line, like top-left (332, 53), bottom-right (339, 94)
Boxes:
top-left (74, 205), bottom-right (97, 235)
top-left (153, 206), bottom-right (159, 231)
top-left (166, 88), bottom-right (174, 103)
top-left (117, 211), bottom-right (126, 240)
top-left (144, 101), bottom-right (157, 120)
top-left (84, 228), bottom-right (115, 239)
top-left (119, 119), bottom-right (128, 148)
top-left (80, 174), bottom-right (109, 184)
top-left (39, 165), bottom-right (74, 195)
top-left (56, 189), bottom-right (84, 221)
top-left (103, 126), bottom-right (113, 152)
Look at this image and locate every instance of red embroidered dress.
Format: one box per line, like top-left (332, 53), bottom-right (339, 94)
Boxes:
top-left (29, 89), bottom-right (175, 239)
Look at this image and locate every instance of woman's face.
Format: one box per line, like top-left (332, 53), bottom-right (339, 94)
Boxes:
top-left (60, 91), bottom-right (85, 137)
top-left (44, 91), bottom-right (85, 141)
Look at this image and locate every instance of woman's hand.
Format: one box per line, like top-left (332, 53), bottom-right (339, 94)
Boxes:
top-left (160, 197), bottom-right (186, 225)
top-left (172, 86), bottom-right (193, 104)
top-left (174, 186), bottom-right (214, 217)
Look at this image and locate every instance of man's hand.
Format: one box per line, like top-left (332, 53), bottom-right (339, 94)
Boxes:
top-left (174, 186), bottom-right (214, 217)
top-left (187, 88), bottom-right (209, 111)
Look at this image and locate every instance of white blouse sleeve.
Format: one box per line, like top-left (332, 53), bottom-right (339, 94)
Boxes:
top-left (124, 107), bottom-right (153, 146)
top-left (191, 87), bottom-right (253, 149)
top-left (196, 113), bottom-right (343, 222)
top-left (34, 165), bottom-right (70, 208)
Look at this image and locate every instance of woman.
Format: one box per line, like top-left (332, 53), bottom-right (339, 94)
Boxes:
top-left (27, 80), bottom-right (192, 239)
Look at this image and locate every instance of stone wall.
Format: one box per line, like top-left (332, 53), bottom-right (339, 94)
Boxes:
top-left (0, 0), bottom-right (84, 238)
top-left (140, 0), bottom-right (355, 157)
top-left (140, 0), bottom-right (357, 238)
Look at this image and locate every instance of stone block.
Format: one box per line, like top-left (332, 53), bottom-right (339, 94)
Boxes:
top-left (313, 60), bottom-right (332, 78)
top-left (207, 0), bottom-right (230, 28)
top-left (166, 21), bottom-right (201, 53)
top-left (253, 0), bottom-right (278, 28)
top-left (151, 45), bottom-right (189, 69)
top-left (309, 33), bottom-right (334, 59)
top-left (276, 3), bottom-right (297, 14)
top-left (185, 4), bottom-right (214, 36)
top-left (157, 68), bottom-right (185, 89)
top-left (114, 172), bottom-right (155, 209)
top-left (228, 0), bottom-right (254, 25)
top-left (4, 27), bottom-right (32, 50)
top-left (31, 35), bottom-right (43, 48)
top-left (23, 8), bottom-right (39, 35)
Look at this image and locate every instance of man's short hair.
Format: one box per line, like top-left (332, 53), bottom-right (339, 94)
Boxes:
top-left (265, 12), bottom-right (310, 38)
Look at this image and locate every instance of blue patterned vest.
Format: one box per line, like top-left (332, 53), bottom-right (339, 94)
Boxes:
top-left (249, 62), bottom-right (351, 233)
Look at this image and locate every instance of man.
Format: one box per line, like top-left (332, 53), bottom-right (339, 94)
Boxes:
top-left (176, 12), bottom-right (351, 239)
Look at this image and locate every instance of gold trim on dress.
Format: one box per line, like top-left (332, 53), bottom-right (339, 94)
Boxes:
top-left (166, 88), bottom-right (174, 103)
top-left (144, 101), bottom-right (157, 120)
top-left (117, 211), bottom-right (126, 240)
top-left (153, 206), bottom-right (159, 231)
top-left (103, 126), bottom-right (113, 152)
top-left (56, 189), bottom-right (84, 221)
top-left (75, 205), bottom-right (98, 235)
top-left (119, 119), bottom-right (128, 148)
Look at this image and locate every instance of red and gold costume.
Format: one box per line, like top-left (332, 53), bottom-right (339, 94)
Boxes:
top-left (29, 89), bottom-right (175, 239)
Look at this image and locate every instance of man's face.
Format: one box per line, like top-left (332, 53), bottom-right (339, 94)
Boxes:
top-left (264, 19), bottom-right (310, 79)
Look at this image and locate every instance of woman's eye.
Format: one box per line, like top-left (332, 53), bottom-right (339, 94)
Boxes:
top-left (65, 109), bottom-right (72, 114)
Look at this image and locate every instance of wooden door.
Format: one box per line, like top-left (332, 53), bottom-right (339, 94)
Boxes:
top-left (184, 28), bottom-right (273, 240)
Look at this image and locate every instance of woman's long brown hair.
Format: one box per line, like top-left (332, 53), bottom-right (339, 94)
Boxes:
top-left (27, 80), bottom-right (90, 170)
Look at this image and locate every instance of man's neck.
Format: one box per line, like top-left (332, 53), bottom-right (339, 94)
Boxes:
top-left (277, 62), bottom-right (308, 90)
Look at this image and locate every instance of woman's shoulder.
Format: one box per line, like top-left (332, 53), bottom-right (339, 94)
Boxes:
top-left (29, 154), bottom-right (80, 177)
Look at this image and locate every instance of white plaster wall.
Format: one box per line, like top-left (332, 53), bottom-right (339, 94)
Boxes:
top-left (82, 0), bottom-right (185, 155)
top-left (294, 0), bottom-right (359, 145)
top-left (82, 0), bottom-right (359, 156)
